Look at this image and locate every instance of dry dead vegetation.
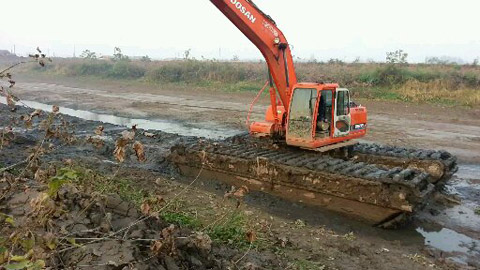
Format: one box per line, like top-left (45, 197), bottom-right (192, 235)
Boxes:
top-left (396, 80), bottom-right (480, 106)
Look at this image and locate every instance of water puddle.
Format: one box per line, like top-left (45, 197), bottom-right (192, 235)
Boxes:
top-left (415, 164), bottom-right (480, 266)
top-left (416, 227), bottom-right (480, 265)
top-left (0, 97), bottom-right (242, 139)
top-left (436, 164), bottom-right (480, 236)
top-left (417, 227), bottom-right (480, 254)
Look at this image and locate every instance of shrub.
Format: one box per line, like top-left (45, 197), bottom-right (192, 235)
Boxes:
top-left (108, 61), bottom-right (146, 79)
top-left (63, 61), bottom-right (113, 76)
top-left (357, 65), bottom-right (409, 86)
top-left (145, 60), bottom-right (264, 84)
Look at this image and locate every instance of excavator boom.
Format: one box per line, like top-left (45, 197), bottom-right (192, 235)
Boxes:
top-left (210, 0), bottom-right (297, 109)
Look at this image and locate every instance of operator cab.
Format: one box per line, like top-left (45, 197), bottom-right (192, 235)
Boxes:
top-left (285, 84), bottom-right (367, 149)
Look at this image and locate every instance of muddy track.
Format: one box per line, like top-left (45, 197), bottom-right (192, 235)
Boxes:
top-left (225, 134), bottom-right (459, 183)
top-left (353, 143), bottom-right (458, 183)
top-left (169, 137), bottom-right (458, 228)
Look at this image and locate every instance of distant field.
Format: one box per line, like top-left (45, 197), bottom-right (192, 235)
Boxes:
top-left (9, 57), bottom-right (480, 107)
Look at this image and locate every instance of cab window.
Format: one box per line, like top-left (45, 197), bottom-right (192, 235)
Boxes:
top-left (336, 91), bottom-right (349, 116)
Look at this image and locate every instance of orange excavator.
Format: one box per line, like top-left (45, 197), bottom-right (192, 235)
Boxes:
top-left (170, 0), bottom-right (457, 227)
top-left (211, 0), bottom-right (367, 152)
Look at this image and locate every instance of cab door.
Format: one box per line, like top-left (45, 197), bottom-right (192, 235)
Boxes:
top-left (333, 88), bottom-right (351, 137)
top-left (286, 88), bottom-right (318, 142)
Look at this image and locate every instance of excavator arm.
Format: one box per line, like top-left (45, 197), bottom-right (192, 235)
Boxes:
top-left (210, 0), bottom-right (297, 110)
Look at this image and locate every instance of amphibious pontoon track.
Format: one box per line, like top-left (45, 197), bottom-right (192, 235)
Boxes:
top-left (169, 138), bottom-right (457, 228)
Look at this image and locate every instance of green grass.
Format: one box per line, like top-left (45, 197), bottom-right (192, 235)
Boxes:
top-left (352, 86), bottom-right (402, 101)
top-left (161, 211), bottom-right (201, 228)
top-left (207, 211), bottom-right (252, 248)
top-left (475, 207), bottom-right (480, 215)
top-left (54, 167), bottom-right (147, 207)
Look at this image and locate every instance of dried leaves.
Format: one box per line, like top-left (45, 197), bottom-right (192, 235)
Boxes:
top-left (114, 137), bottom-right (129, 163)
top-left (20, 109), bottom-right (42, 129)
top-left (225, 185), bottom-right (250, 208)
top-left (140, 201), bottom-right (151, 216)
top-left (87, 125), bottom-right (146, 163)
top-left (86, 136), bottom-right (105, 149)
top-left (5, 93), bottom-right (17, 111)
top-left (28, 47), bottom-right (52, 67)
top-left (149, 224), bottom-right (178, 256)
top-left (133, 141), bottom-right (146, 162)
top-left (246, 230), bottom-right (256, 243)
top-left (1, 48), bottom-right (51, 114)
top-left (37, 110), bottom-right (76, 144)
top-left (140, 196), bottom-right (165, 216)
top-left (1, 126), bottom-right (14, 148)
top-left (113, 126), bottom-right (146, 163)
top-left (150, 240), bottom-right (163, 254)
top-left (94, 125), bottom-right (104, 136)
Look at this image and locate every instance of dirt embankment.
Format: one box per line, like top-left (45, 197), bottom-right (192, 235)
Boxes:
top-left (1, 104), bottom-right (475, 270)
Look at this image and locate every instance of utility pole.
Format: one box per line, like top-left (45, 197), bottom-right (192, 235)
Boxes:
top-left (73, 45), bottom-right (76, 58)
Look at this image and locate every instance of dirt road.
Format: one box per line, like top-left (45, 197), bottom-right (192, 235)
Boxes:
top-left (11, 78), bottom-right (480, 163)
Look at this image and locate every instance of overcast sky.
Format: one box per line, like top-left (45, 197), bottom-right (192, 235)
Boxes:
top-left (1, 0), bottom-right (479, 63)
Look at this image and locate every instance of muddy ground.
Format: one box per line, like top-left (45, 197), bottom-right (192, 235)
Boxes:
top-left (1, 75), bottom-right (480, 269)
